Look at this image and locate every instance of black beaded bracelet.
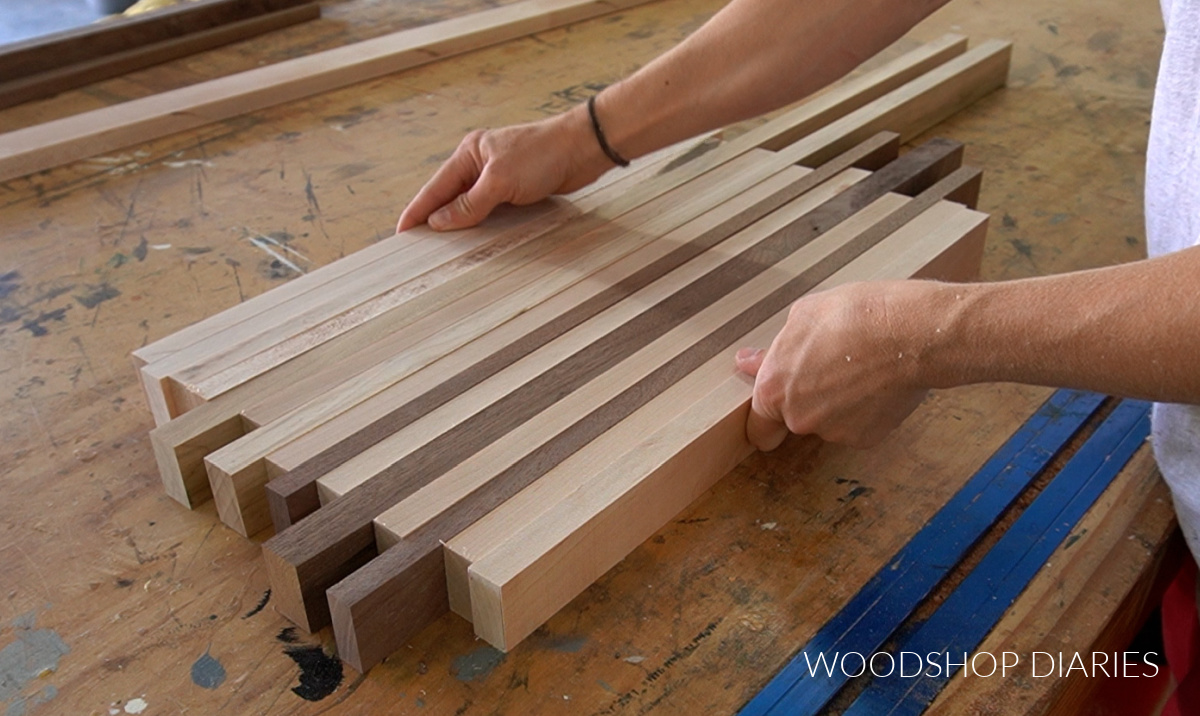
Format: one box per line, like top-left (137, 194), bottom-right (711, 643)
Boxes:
top-left (587, 95), bottom-right (631, 168)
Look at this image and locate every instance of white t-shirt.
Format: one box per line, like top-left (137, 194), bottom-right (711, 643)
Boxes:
top-left (1147, 0), bottom-right (1200, 559)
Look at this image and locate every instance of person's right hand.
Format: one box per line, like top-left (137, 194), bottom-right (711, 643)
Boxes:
top-left (397, 104), bottom-right (615, 233)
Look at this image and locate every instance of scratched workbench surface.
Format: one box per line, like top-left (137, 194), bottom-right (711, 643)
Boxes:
top-left (0, 0), bottom-right (1178, 714)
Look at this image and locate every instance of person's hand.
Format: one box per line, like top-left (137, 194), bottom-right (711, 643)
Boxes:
top-left (397, 104), bottom-right (614, 232)
top-left (735, 280), bottom-right (940, 451)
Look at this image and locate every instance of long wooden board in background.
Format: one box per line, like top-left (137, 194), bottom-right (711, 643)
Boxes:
top-left (0, 0), bottom-right (664, 182)
top-left (0, 5), bottom-right (321, 110)
top-left (0, 0), bottom-right (316, 79)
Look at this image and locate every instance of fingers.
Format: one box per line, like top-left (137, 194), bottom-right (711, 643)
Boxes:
top-left (426, 165), bottom-right (509, 231)
top-left (737, 346), bottom-right (790, 451)
top-left (397, 139), bottom-right (489, 232)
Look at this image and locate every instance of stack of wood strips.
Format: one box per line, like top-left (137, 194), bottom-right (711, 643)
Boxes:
top-left (135, 33), bottom-right (1010, 672)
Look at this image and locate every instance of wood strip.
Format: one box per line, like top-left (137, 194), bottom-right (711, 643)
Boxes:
top-left (130, 31), bottom-right (969, 378)
top-left (0, 0), bottom-right (315, 79)
top-left (261, 140), bottom-right (963, 638)
top-left (146, 148), bottom-right (681, 506)
top-left (208, 149), bottom-right (783, 536)
top-left (0, 5), bottom-right (321, 111)
top-left (269, 135), bottom-right (898, 528)
top-left (773, 40), bottom-right (1010, 170)
top-left (740, 34), bottom-right (967, 153)
top-left (596, 34), bottom-right (969, 213)
top-left (0, 0), bottom-right (668, 183)
top-left (329, 166), bottom-right (985, 671)
top-left (316, 167), bottom-right (878, 509)
top-left (464, 200), bottom-right (989, 654)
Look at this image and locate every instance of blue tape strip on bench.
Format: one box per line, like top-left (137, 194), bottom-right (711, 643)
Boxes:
top-left (840, 398), bottom-right (1151, 716)
top-left (739, 389), bottom-right (1107, 716)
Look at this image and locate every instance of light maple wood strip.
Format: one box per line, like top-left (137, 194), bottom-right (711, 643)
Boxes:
top-left (131, 139), bottom-right (668, 375)
top-left (587, 33), bottom-right (970, 214)
top-left (147, 148), bottom-right (682, 506)
top-left (466, 200), bottom-right (989, 651)
top-left (318, 168), bottom-right (869, 508)
top-left (207, 150), bottom-right (780, 536)
top-left (738, 33), bottom-right (968, 153)
top-left (0, 5), bottom-right (322, 111)
top-left (142, 199), bottom-right (570, 424)
top-left (318, 149), bottom-right (975, 670)
top-left (137, 203), bottom-right (549, 423)
top-left (0, 0), bottom-right (663, 183)
top-left (776, 40), bottom-right (1011, 168)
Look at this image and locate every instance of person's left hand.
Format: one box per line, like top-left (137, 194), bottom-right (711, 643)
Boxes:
top-left (735, 280), bottom-right (938, 450)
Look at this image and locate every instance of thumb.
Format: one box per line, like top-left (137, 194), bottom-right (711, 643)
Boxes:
top-left (735, 347), bottom-right (766, 376)
top-left (747, 394), bottom-right (790, 452)
top-left (429, 172), bottom-right (506, 231)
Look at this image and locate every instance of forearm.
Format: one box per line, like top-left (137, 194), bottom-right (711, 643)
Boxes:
top-left (596, 0), bottom-right (952, 160)
top-left (914, 245), bottom-right (1200, 403)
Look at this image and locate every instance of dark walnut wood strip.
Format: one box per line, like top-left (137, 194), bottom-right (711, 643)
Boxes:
top-left (327, 163), bottom-right (985, 673)
top-left (0, 5), bottom-right (321, 111)
top-left (0, 0), bottom-right (316, 80)
top-left (262, 138), bottom-right (965, 634)
top-left (264, 131), bottom-right (902, 532)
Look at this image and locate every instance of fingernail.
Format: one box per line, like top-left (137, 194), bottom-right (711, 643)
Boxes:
top-left (736, 347), bottom-right (762, 362)
top-left (429, 209), bottom-right (451, 230)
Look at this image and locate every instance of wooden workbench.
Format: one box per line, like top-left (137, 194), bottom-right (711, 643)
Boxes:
top-left (0, 0), bottom-right (1180, 713)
